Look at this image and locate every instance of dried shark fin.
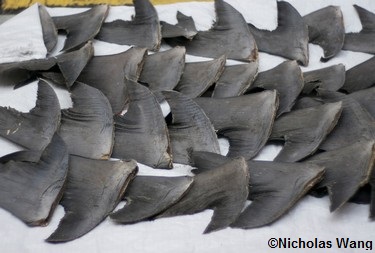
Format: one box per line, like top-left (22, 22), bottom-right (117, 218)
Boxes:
top-left (96, 0), bottom-right (161, 51)
top-left (59, 82), bottom-right (114, 159)
top-left (303, 64), bottom-right (345, 94)
top-left (0, 134), bottom-right (69, 226)
top-left (175, 55), bottom-right (226, 98)
top-left (194, 90), bottom-right (278, 160)
top-left (248, 1), bottom-right (309, 66)
top-left (110, 176), bottom-right (194, 223)
top-left (232, 161), bottom-right (324, 229)
top-left (190, 151), bottom-right (325, 228)
top-left (342, 56), bottom-right (375, 93)
top-left (41, 41), bottom-right (94, 89)
top-left (139, 47), bottom-right (186, 97)
top-left (77, 47), bottom-right (147, 114)
top-left (0, 80), bottom-right (60, 150)
top-left (343, 5), bottom-right (375, 54)
top-left (348, 86), bottom-right (375, 118)
top-left (112, 82), bottom-right (173, 169)
top-left (161, 11), bottom-right (197, 40)
top-left (38, 4), bottom-right (58, 53)
top-left (249, 61), bottom-right (303, 117)
top-left (270, 102), bottom-right (343, 162)
top-left (165, 0), bottom-right (258, 62)
top-left (304, 141), bottom-right (375, 212)
top-left (162, 91), bottom-right (220, 165)
top-left (303, 6), bottom-right (345, 62)
top-left (46, 156), bottom-right (138, 243)
top-left (316, 90), bottom-right (375, 151)
top-left (212, 61), bottom-right (258, 98)
top-left (158, 157), bottom-right (249, 233)
top-left (53, 5), bottom-right (109, 52)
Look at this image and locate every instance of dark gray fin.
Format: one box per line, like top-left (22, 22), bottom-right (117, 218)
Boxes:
top-left (0, 80), bottom-right (60, 150)
top-left (194, 90), bottom-right (278, 160)
top-left (249, 61), bottom-right (303, 117)
top-left (162, 91), bottom-right (220, 165)
top-left (342, 56), bottom-right (375, 93)
top-left (350, 184), bottom-right (371, 204)
top-left (53, 5), bottom-right (109, 52)
top-left (303, 6), bottom-right (344, 62)
top-left (77, 47), bottom-right (147, 114)
top-left (38, 4), bottom-right (58, 53)
top-left (112, 82), bottom-right (173, 169)
top-left (248, 1), bottom-right (309, 66)
top-left (212, 61), bottom-right (258, 98)
top-left (165, 0), bottom-right (258, 62)
top-left (59, 82), bottom-right (114, 159)
top-left (161, 11), bottom-right (198, 40)
top-left (110, 176), bottom-right (193, 223)
top-left (315, 90), bottom-right (375, 151)
top-left (0, 150), bottom-right (41, 163)
top-left (158, 157), bottom-right (249, 233)
top-left (303, 64), bottom-right (345, 94)
top-left (46, 156), bottom-right (138, 243)
top-left (270, 102), bottom-right (343, 162)
top-left (96, 0), bottom-right (161, 51)
top-left (304, 141), bottom-right (375, 212)
top-left (0, 134), bottom-right (69, 226)
top-left (41, 41), bottom-right (94, 89)
top-left (348, 86), bottom-right (375, 118)
top-left (174, 55), bottom-right (226, 98)
top-left (232, 161), bottom-right (324, 229)
top-left (190, 151), bottom-right (230, 174)
top-left (292, 96), bottom-right (324, 110)
top-left (343, 5), bottom-right (375, 54)
top-left (190, 151), bottom-right (324, 228)
top-left (139, 47), bottom-right (186, 98)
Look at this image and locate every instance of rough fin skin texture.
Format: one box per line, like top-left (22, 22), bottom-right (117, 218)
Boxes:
top-left (165, 0), bottom-right (258, 62)
top-left (112, 82), bottom-right (173, 169)
top-left (249, 61), bottom-right (303, 117)
top-left (195, 90), bottom-right (278, 160)
top-left (270, 102), bottom-right (343, 162)
top-left (343, 5), bottom-right (375, 54)
top-left (348, 86), bottom-right (375, 118)
top-left (59, 82), bottom-right (114, 159)
top-left (38, 4), bottom-right (58, 53)
top-left (46, 157), bottom-right (138, 243)
top-left (110, 176), bottom-right (194, 223)
top-left (212, 61), bottom-right (258, 98)
top-left (42, 41), bottom-right (94, 89)
top-left (163, 91), bottom-right (220, 165)
top-left (304, 141), bottom-right (375, 212)
top-left (53, 5), bottom-right (109, 51)
top-left (175, 55), bottom-right (226, 98)
top-left (248, 1), bottom-right (309, 66)
top-left (303, 64), bottom-right (345, 94)
top-left (342, 56), bottom-right (375, 93)
top-left (316, 90), bottom-right (375, 151)
top-left (96, 0), bottom-right (161, 51)
top-left (191, 151), bottom-right (325, 229)
top-left (0, 80), bottom-right (60, 150)
top-left (0, 134), bottom-right (69, 226)
top-left (158, 157), bottom-right (249, 234)
top-left (161, 11), bottom-right (197, 40)
top-left (139, 47), bottom-right (186, 96)
top-left (77, 47), bottom-right (147, 114)
top-left (303, 6), bottom-right (345, 61)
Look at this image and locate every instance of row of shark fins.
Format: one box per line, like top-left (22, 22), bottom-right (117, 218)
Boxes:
top-left (0, 0), bottom-right (374, 243)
